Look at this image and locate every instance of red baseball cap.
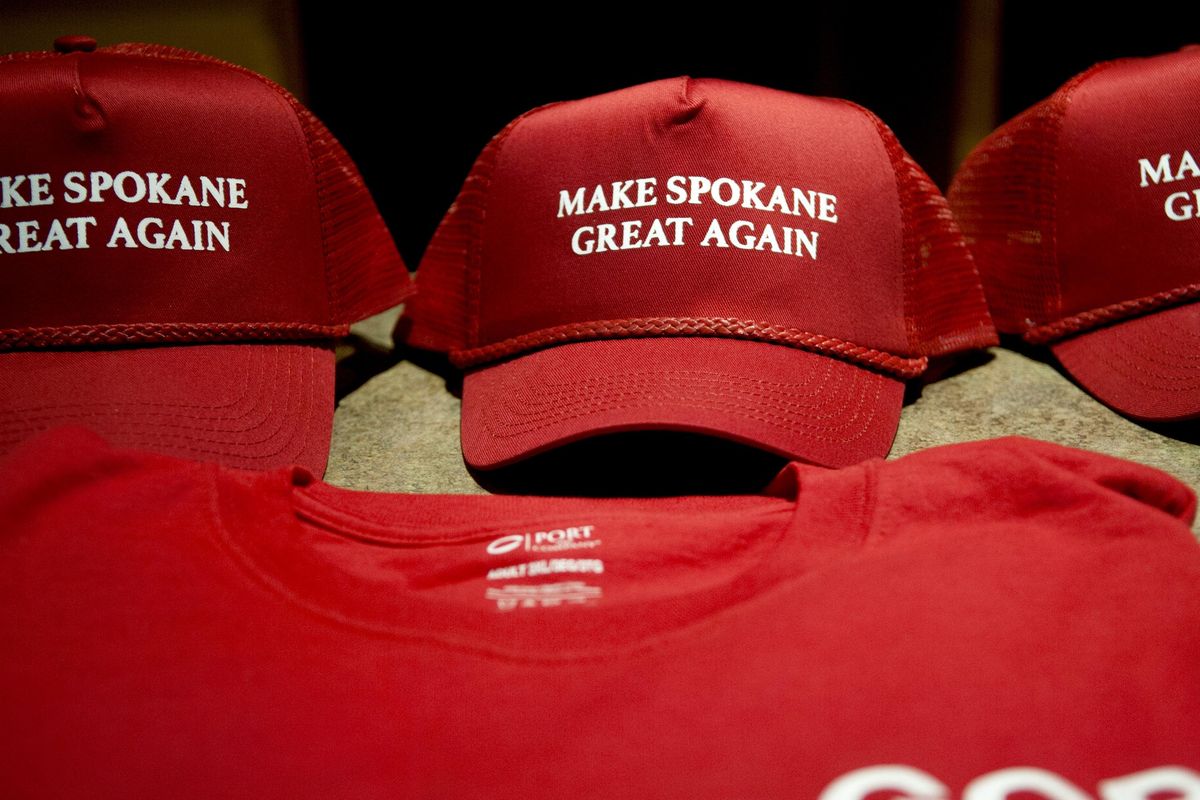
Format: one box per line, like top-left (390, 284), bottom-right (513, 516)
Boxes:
top-left (950, 47), bottom-right (1200, 423)
top-left (404, 77), bottom-right (996, 470)
top-left (0, 37), bottom-right (412, 475)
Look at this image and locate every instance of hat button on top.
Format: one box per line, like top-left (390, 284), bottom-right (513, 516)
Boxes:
top-left (54, 35), bottom-right (97, 54)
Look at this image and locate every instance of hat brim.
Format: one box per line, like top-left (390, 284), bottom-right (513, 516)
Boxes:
top-left (460, 337), bottom-right (904, 470)
top-left (0, 342), bottom-right (335, 474)
top-left (1050, 301), bottom-right (1200, 423)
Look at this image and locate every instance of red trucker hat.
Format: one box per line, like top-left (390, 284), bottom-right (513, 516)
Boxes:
top-left (405, 77), bottom-right (996, 470)
top-left (950, 47), bottom-right (1200, 423)
top-left (0, 36), bottom-right (411, 475)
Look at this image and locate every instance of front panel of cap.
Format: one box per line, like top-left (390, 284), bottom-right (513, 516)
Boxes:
top-left (0, 51), bottom-right (328, 330)
top-left (1056, 50), bottom-right (1200, 317)
top-left (474, 78), bottom-right (907, 354)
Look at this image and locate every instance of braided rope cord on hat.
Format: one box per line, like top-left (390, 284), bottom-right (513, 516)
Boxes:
top-left (450, 317), bottom-right (928, 379)
top-left (1023, 282), bottom-right (1200, 344)
top-left (0, 319), bottom-right (353, 350)
top-left (0, 321), bottom-right (347, 351)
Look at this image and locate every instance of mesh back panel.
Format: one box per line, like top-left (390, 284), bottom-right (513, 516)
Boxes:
top-left (949, 103), bottom-right (1066, 333)
top-left (853, 102), bottom-right (997, 355)
top-left (948, 64), bottom-right (1118, 335)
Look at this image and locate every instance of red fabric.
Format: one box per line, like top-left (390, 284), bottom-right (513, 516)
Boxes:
top-left (473, 80), bottom-right (908, 353)
top-left (4, 48), bottom-right (318, 328)
top-left (0, 42), bottom-right (410, 471)
top-left (1052, 302), bottom-right (1200, 421)
top-left (950, 47), bottom-right (1200, 421)
top-left (0, 343), bottom-right (334, 473)
top-left (858, 103), bottom-right (998, 358)
top-left (406, 77), bottom-right (995, 469)
top-left (2, 427), bottom-right (1197, 798)
top-left (0, 43), bottom-right (410, 332)
top-left (1056, 53), bottom-right (1200, 318)
top-left (948, 74), bottom-right (1082, 335)
top-left (461, 337), bottom-right (903, 469)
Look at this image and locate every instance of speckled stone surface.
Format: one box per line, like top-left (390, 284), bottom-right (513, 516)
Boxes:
top-left (327, 306), bottom-right (1199, 531)
top-left (891, 348), bottom-right (1200, 491)
top-left (328, 357), bottom-right (477, 494)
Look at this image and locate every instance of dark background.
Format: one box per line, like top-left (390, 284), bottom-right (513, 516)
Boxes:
top-left (6, 2), bottom-right (1200, 268)
top-left (297, 4), bottom-right (1200, 268)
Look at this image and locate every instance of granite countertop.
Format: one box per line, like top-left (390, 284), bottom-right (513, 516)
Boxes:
top-left (328, 306), bottom-right (1200, 533)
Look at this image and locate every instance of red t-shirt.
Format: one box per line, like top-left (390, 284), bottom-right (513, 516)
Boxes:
top-left (1, 427), bottom-right (1198, 799)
